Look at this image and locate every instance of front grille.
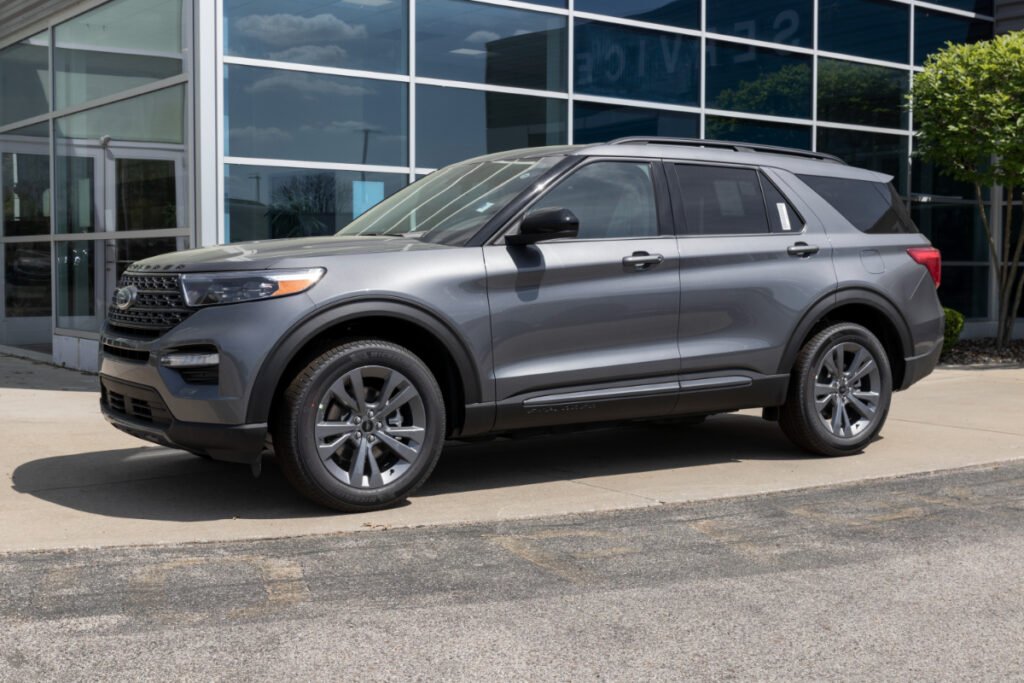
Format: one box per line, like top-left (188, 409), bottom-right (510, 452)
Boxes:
top-left (107, 272), bottom-right (194, 337)
top-left (101, 378), bottom-right (172, 427)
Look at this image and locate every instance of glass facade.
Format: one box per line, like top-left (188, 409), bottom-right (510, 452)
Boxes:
top-left (417, 85), bottom-right (566, 168)
top-left (224, 0), bottom-right (408, 73)
top-left (707, 0), bottom-right (813, 47)
top-left (817, 59), bottom-right (909, 129)
top-left (54, 0), bottom-right (183, 109)
top-left (0, 0), bottom-right (1008, 364)
top-left (214, 0), bottom-right (998, 327)
top-left (576, 0), bottom-right (699, 29)
top-left (417, 0), bottom-right (566, 91)
top-left (819, 0), bottom-right (910, 63)
top-left (0, 32), bottom-right (49, 127)
top-left (574, 20), bottom-right (699, 105)
top-left (225, 165), bottom-right (406, 242)
top-left (573, 102), bottom-right (698, 144)
top-left (225, 65), bottom-right (407, 166)
top-left (914, 8), bottom-right (992, 65)
top-left (706, 41), bottom-right (812, 119)
top-left (0, 0), bottom-right (189, 355)
top-left (706, 116), bottom-right (813, 150)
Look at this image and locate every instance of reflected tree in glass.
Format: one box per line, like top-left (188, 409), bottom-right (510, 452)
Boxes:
top-left (705, 115), bottom-right (812, 150)
top-left (265, 173), bottom-right (337, 239)
top-left (817, 59), bottom-right (908, 129)
top-left (708, 62), bottom-right (812, 119)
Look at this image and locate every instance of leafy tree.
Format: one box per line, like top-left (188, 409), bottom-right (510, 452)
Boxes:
top-left (909, 32), bottom-right (1024, 346)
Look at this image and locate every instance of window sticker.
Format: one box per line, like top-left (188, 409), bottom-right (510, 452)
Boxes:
top-left (777, 202), bottom-right (792, 231)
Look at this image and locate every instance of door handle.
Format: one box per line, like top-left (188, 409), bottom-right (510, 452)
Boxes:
top-left (787, 242), bottom-right (820, 258)
top-left (623, 252), bottom-right (664, 270)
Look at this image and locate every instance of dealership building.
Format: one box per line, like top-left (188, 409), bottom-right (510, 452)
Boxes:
top-left (0, 0), bottom-right (1020, 369)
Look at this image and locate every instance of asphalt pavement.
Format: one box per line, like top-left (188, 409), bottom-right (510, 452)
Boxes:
top-left (3, 460), bottom-right (1023, 680)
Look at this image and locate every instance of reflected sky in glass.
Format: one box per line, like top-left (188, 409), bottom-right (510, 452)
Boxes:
top-left (225, 65), bottom-right (407, 167)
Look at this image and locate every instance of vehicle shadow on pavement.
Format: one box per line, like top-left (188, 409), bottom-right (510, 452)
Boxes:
top-left (10, 414), bottom-right (812, 521)
top-left (10, 447), bottom-right (331, 521)
top-left (422, 413), bottom-right (809, 497)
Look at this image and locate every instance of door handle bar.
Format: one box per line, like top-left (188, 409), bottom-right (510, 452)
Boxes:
top-left (787, 243), bottom-right (820, 257)
top-left (622, 252), bottom-right (664, 270)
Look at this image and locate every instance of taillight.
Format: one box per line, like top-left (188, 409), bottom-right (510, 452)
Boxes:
top-left (907, 247), bottom-right (941, 288)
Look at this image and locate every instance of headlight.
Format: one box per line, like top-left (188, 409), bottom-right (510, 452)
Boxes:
top-left (181, 268), bottom-right (325, 307)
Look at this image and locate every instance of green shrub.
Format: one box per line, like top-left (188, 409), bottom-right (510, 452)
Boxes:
top-left (943, 307), bottom-right (965, 354)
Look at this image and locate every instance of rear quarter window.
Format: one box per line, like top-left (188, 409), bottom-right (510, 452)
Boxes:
top-left (798, 175), bottom-right (917, 234)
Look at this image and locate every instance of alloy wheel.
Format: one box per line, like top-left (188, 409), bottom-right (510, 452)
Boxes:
top-left (313, 365), bottom-right (427, 488)
top-left (813, 342), bottom-right (882, 439)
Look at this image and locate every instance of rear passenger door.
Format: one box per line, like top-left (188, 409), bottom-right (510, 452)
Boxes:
top-left (668, 162), bottom-right (837, 380)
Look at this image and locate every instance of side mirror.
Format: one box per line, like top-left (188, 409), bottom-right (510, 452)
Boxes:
top-left (505, 207), bottom-right (580, 246)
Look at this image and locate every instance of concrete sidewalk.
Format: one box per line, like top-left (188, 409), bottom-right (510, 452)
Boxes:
top-left (1, 354), bottom-right (1021, 553)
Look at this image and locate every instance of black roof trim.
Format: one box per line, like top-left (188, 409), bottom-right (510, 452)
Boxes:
top-left (606, 137), bottom-right (846, 164)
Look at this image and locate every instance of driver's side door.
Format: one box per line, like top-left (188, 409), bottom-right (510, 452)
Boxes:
top-left (483, 159), bottom-right (681, 429)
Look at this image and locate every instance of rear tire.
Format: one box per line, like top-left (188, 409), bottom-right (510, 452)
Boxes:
top-left (273, 340), bottom-right (445, 512)
top-left (780, 323), bottom-right (892, 457)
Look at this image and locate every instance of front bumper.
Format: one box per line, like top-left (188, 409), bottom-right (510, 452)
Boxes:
top-left (100, 375), bottom-right (266, 464)
top-left (98, 293), bottom-right (315, 464)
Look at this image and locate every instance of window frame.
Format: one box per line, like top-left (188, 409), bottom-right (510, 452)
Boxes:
top-left (759, 172), bottom-right (807, 234)
top-left (667, 161), bottom-right (806, 238)
top-left (493, 156), bottom-right (675, 244)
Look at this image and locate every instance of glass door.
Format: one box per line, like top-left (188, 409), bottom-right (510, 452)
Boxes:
top-left (0, 131), bottom-right (53, 347)
top-left (54, 141), bottom-right (105, 332)
top-left (102, 144), bottom-right (188, 298)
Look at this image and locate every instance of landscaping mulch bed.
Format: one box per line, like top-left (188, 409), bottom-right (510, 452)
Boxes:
top-left (940, 338), bottom-right (1024, 367)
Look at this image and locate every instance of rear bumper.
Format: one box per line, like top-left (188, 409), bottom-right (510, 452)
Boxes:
top-left (100, 376), bottom-right (266, 465)
top-left (898, 340), bottom-right (943, 391)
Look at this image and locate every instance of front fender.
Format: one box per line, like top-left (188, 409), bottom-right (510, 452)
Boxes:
top-left (245, 297), bottom-right (486, 425)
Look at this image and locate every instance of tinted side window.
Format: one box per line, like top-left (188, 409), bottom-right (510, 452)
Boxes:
top-left (798, 175), bottom-right (917, 234)
top-left (531, 162), bottom-right (658, 239)
top-left (673, 165), bottom-right (769, 235)
top-left (761, 178), bottom-right (804, 233)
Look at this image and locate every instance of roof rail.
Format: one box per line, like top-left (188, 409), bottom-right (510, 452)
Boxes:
top-left (606, 137), bottom-right (845, 164)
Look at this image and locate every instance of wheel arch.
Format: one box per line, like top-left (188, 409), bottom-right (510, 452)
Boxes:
top-left (781, 288), bottom-right (913, 389)
top-left (248, 299), bottom-right (484, 436)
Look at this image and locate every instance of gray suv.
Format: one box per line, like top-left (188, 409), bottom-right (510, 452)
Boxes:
top-left (99, 138), bottom-right (944, 511)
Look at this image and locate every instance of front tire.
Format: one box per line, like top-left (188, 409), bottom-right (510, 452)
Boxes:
top-left (273, 340), bottom-right (445, 512)
top-left (780, 323), bottom-right (892, 457)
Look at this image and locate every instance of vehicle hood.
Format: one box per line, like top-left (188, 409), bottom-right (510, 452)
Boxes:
top-left (128, 235), bottom-right (453, 273)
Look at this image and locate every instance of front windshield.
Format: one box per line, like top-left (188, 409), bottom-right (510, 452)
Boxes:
top-left (337, 155), bottom-right (563, 245)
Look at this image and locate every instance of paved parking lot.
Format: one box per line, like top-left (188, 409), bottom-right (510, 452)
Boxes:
top-left (1, 354), bottom-right (1022, 552)
top-left (3, 461), bottom-right (1023, 680)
